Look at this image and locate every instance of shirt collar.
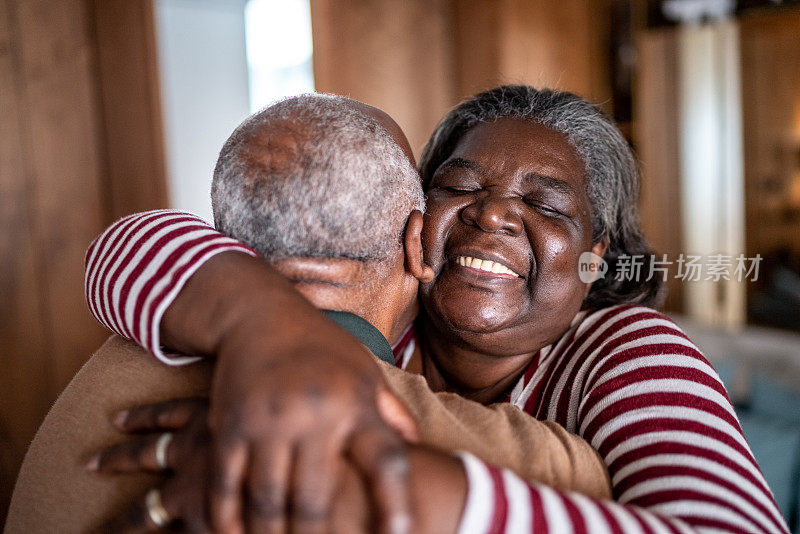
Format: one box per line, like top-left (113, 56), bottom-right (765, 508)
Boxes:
top-left (322, 310), bottom-right (395, 365)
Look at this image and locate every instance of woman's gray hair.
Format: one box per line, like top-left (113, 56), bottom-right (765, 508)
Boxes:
top-left (212, 93), bottom-right (424, 262)
top-left (419, 85), bottom-right (664, 308)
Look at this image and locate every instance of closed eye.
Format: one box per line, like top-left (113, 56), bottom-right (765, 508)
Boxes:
top-left (524, 200), bottom-right (564, 217)
top-left (431, 158), bottom-right (482, 194)
top-left (443, 186), bottom-right (478, 194)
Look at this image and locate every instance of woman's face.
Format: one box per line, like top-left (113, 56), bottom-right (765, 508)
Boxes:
top-left (420, 118), bottom-right (605, 355)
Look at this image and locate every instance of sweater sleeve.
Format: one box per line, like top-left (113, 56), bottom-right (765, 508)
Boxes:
top-left (456, 309), bottom-right (790, 534)
top-left (457, 450), bottom-right (695, 534)
top-left (84, 209), bottom-right (257, 365)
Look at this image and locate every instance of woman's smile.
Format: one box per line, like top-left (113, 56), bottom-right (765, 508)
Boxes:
top-left (453, 255), bottom-right (521, 278)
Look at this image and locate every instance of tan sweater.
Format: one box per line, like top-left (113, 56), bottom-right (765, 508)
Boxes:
top-left (6, 336), bottom-right (610, 533)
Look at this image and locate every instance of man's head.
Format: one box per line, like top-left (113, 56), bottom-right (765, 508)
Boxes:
top-left (213, 93), bottom-right (422, 262)
top-left (211, 94), bottom-right (433, 340)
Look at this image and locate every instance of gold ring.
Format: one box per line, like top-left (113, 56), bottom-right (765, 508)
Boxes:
top-left (145, 488), bottom-right (170, 527)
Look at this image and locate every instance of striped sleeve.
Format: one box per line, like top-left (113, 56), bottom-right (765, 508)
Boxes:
top-left (459, 306), bottom-right (790, 534)
top-left (457, 450), bottom-right (784, 534)
top-left (84, 209), bottom-right (257, 365)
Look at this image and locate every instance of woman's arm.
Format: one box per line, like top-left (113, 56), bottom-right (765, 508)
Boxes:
top-left (85, 209), bottom-right (261, 364)
top-left (454, 307), bottom-right (788, 534)
top-left (85, 210), bottom-right (415, 534)
top-left (83, 209), bottom-right (612, 500)
top-left (91, 397), bottom-right (467, 534)
top-left (92, 392), bottom-right (760, 534)
top-left (87, 213), bottom-right (786, 532)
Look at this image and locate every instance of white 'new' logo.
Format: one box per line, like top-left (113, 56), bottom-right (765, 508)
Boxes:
top-left (578, 251), bottom-right (608, 283)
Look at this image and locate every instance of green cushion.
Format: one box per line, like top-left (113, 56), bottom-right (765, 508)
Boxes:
top-left (738, 411), bottom-right (800, 524)
top-left (750, 373), bottom-right (800, 425)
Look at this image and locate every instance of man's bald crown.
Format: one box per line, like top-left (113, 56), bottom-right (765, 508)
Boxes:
top-left (211, 93), bottom-right (423, 262)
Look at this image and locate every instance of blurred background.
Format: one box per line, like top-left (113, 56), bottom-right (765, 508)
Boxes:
top-left (2, 0), bottom-right (800, 526)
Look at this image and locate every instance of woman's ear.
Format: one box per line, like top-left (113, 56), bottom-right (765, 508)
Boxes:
top-left (582, 236), bottom-right (610, 298)
top-left (403, 210), bottom-right (435, 283)
top-left (592, 235), bottom-right (609, 259)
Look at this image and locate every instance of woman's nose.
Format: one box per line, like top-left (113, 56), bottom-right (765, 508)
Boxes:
top-left (461, 194), bottom-right (523, 235)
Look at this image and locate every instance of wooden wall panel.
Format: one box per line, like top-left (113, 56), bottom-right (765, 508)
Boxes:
top-left (0, 0), bottom-right (168, 520)
top-left (451, 0), bottom-right (614, 109)
top-left (310, 0), bottom-right (614, 159)
top-left (311, 0), bottom-right (615, 158)
top-left (634, 28), bottom-right (684, 312)
top-left (92, 0), bottom-right (169, 220)
top-left (0, 0), bottom-right (51, 515)
top-left (740, 9), bottom-right (800, 256)
top-left (310, 0), bottom-right (456, 158)
top-left (10, 0), bottom-right (109, 392)
top-left (0, 0), bottom-right (110, 518)
top-left (450, 0), bottom-right (502, 99)
top-left (498, 0), bottom-right (613, 109)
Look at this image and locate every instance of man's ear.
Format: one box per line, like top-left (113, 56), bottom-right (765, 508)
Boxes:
top-left (403, 210), bottom-right (435, 283)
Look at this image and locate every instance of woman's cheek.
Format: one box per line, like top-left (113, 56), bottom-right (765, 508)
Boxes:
top-left (422, 198), bottom-right (461, 272)
top-left (530, 230), bottom-right (585, 305)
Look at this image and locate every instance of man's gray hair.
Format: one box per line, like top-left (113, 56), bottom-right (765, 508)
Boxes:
top-left (212, 93), bottom-right (424, 261)
top-left (419, 85), bottom-right (664, 308)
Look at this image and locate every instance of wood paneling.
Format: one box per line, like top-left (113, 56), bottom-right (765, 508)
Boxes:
top-left (10, 0), bottom-right (108, 391)
top-left (310, 0), bottom-right (456, 158)
top-left (0, 0), bottom-right (168, 520)
top-left (0, 0), bottom-right (109, 519)
top-left (92, 0), bottom-right (168, 220)
top-left (497, 0), bottom-right (613, 109)
top-left (634, 28), bottom-right (684, 312)
top-left (450, 0), bottom-right (502, 99)
top-left (452, 0), bottom-right (614, 108)
top-left (740, 9), bottom-right (800, 256)
top-left (0, 0), bottom-right (51, 515)
top-left (310, 0), bottom-right (615, 158)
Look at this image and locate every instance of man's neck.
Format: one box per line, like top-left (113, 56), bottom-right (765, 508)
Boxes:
top-left (271, 256), bottom-right (416, 345)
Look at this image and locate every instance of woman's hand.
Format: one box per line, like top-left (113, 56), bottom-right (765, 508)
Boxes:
top-left (160, 251), bottom-right (416, 534)
top-left (86, 398), bottom-right (409, 533)
top-left (210, 325), bottom-right (415, 534)
top-left (87, 398), bottom-right (212, 533)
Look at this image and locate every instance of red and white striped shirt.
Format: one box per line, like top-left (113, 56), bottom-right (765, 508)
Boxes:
top-left (85, 210), bottom-right (789, 534)
top-left (84, 210), bottom-right (256, 365)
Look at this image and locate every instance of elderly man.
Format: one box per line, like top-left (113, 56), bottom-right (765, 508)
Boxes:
top-left (7, 94), bottom-right (609, 533)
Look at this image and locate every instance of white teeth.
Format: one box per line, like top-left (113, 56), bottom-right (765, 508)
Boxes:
top-left (454, 256), bottom-right (520, 277)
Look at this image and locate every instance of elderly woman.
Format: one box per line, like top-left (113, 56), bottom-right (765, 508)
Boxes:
top-left (83, 86), bottom-right (786, 533)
